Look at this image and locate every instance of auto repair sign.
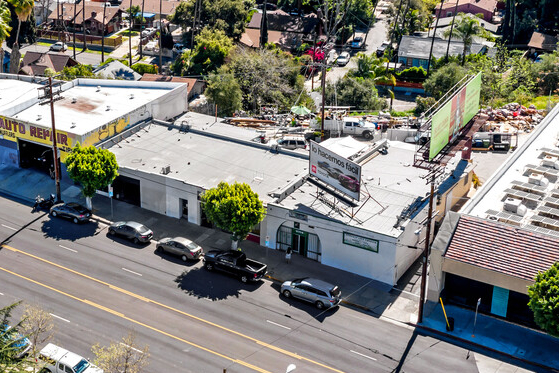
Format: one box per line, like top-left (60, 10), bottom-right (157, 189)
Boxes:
top-left (309, 140), bottom-right (361, 201)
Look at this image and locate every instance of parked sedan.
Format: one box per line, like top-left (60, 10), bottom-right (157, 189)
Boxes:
top-left (337, 51), bottom-right (350, 66)
top-left (108, 221), bottom-right (153, 244)
top-left (281, 277), bottom-right (342, 309)
top-left (50, 42), bottom-right (67, 52)
top-left (49, 202), bottom-right (91, 224)
top-left (156, 237), bottom-right (203, 261)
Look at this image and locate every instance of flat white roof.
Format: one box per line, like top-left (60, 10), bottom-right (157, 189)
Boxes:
top-left (463, 104), bottom-right (559, 236)
top-left (0, 78), bottom-right (40, 115)
top-left (13, 82), bottom-right (176, 135)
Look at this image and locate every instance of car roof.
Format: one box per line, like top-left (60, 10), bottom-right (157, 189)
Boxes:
top-left (173, 237), bottom-right (194, 245)
top-left (124, 221), bottom-right (144, 229)
top-left (298, 277), bottom-right (337, 290)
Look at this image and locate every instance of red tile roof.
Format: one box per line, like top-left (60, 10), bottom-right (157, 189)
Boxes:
top-left (444, 215), bottom-right (559, 281)
top-left (440, 0), bottom-right (497, 12)
top-left (140, 73), bottom-right (195, 87)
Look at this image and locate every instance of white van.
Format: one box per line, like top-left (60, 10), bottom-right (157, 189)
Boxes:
top-left (273, 137), bottom-right (307, 150)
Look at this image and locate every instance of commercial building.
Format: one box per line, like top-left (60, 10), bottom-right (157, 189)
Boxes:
top-left (428, 104), bottom-right (559, 325)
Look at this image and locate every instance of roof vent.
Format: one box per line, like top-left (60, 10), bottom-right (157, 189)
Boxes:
top-left (161, 165), bottom-right (171, 175)
top-left (72, 97), bottom-right (77, 103)
top-left (106, 105), bottom-right (111, 111)
top-left (71, 122), bottom-right (76, 128)
top-left (130, 94), bottom-right (134, 99)
top-left (37, 115), bottom-right (42, 121)
top-left (96, 86), bottom-right (101, 92)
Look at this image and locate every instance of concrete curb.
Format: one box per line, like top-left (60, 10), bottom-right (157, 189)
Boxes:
top-left (413, 323), bottom-right (559, 373)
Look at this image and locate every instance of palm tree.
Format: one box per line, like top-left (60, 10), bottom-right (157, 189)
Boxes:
top-left (0, 0), bottom-right (12, 74)
top-left (444, 13), bottom-right (487, 65)
top-left (7, 0), bottom-right (34, 74)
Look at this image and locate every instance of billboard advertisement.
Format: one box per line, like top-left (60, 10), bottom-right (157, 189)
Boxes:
top-left (309, 141), bottom-right (361, 201)
top-left (429, 72), bottom-right (482, 161)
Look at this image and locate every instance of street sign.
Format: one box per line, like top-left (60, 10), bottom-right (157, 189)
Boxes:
top-left (108, 185), bottom-right (113, 198)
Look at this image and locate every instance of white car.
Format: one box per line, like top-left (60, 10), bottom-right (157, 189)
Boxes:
top-left (50, 42), bottom-right (67, 52)
top-left (337, 51), bottom-right (350, 66)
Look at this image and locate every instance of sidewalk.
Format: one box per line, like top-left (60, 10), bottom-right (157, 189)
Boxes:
top-left (1, 164), bottom-right (558, 371)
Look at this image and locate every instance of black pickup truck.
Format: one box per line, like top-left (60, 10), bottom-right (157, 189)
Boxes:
top-left (203, 250), bottom-right (267, 283)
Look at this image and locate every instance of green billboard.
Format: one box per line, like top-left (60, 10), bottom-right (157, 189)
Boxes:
top-left (429, 73), bottom-right (482, 161)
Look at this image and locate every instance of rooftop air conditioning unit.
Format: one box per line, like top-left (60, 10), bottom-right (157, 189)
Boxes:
top-left (529, 173), bottom-right (544, 185)
top-left (504, 198), bottom-right (527, 216)
top-left (541, 156), bottom-right (558, 168)
top-left (161, 165), bottom-right (171, 175)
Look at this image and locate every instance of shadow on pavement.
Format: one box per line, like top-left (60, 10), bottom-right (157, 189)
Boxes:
top-left (39, 218), bottom-right (101, 241)
top-left (174, 267), bottom-right (264, 301)
top-left (152, 249), bottom-right (201, 267)
top-left (270, 282), bottom-right (340, 322)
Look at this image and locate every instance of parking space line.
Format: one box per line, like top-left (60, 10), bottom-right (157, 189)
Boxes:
top-left (1, 224), bottom-right (17, 231)
top-left (122, 268), bottom-right (142, 276)
top-left (266, 320), bottom-right (291, 330)
top-left (350, 350), bottom-right (377, 361)
top-left (50, 313), bottom-right (70, 323)
top-left (58, 245), bottom-right (77, 253)
top-left (120, 343), bottom-right (144, 353)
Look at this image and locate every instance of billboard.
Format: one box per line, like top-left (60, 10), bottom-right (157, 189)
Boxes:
top-left (309, 141), bottom-right (361, 201)
top-left (429, 72), bottom-right (482, 161)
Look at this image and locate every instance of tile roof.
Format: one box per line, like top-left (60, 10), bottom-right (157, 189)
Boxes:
top-left (49, 2), bottom-right (122, 24)
top-left (444, 215), bottom-right (559, 281)
top-left (247, 12), bottom-right (319, 34)
top-left (527, 31), bottom-right (559, 52)
top-left (239, 28), bottom-right (302, 49)
top-left (20, 52), bottom-right (78, 76)
top-left (118, 0), bottom-right (180, 16)
top-left (140, 73), bottom-right (196, 87)
top-left (440, 0), bottom-right (498, 12)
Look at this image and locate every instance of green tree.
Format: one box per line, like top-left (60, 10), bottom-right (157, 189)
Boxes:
top-left (325, 75), bottom-right (387, 111)
top-left (92, 332), bottom-right (149, 373)
top-left (423, 62), bottom-right (467, 100)
top-left (65, 143), bottom-right (119, 210)
top-left (60, 64), bottom-right (96, 80)
top-left (0, 302), bottom-right (27, 372)
top-left (201, 182), bottom-right (265, 249)
top-left (7, 0), bottom-right (34, 73)
top-left (0, 0), bottom-right (12, 74)
top-left (169, 1), bottom-right (193, 31)
top-left (528, 262), bottom-right (559, 337)
top-left (351, 53), bottom-right (396, 85)
top-left (127, 5), bottom-right (145, 27)
top-left (444, 13), bottom-right (488, 65)
top-left (205, 71), bottom-right (243, 116)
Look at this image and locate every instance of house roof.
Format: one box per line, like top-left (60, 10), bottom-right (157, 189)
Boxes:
top-left (93, 60), bottom-right (141, 81)
top-left (239, 28), bottom-right (302, 49)
top-left (140, 73), bottom-right (197, 88)
top-left (49, 2), bottom-right (122, 25)
top-left (439, 0), bottom-right (498, 12)
top-left (118, 0), bottom-right (180, 16)
top-left (527, 31), bottom-right (559, 52)
top-left (20, 52), bottom-right (78, 76)
top-left (444, 215), bottom-right (559, 281)
top-left (432, 15), bottom-right (499, 33)
top-left (398, 35), bottom-right (486, 60)
top-left (247, 11), bottom-right (319, 34)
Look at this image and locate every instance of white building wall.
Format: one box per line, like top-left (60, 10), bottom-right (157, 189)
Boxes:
top-left (266, 204), bottom-right (399, 285)
top-left (394, 207), bottom-right (431, 283)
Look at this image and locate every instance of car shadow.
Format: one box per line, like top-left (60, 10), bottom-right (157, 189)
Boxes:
top-left (174, 267), bottom-right (264, 301)
top-left (39, 218), bottom-right (101, 241)
top-left (153, 249), bottom-right (200, 267)
top-left (270, 283), bottom-right (339, 322)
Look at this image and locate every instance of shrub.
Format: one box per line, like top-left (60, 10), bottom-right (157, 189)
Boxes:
top-left (395, 66), bottom-right (427, 83)
top-left (131, 63), bottom-right (158, 75)
top-left (415, 96), bottom-right (436, 115)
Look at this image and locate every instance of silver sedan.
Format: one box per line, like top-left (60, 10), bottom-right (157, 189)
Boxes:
top-left (156, 237), bottom-right (203, 262)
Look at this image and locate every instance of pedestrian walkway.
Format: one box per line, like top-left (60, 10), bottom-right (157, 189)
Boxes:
top-left (1, 164), bottom-right (557, 372)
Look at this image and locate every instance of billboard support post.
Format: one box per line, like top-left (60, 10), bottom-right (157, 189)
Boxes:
top-left (418, 175), bottom-right (435, 324)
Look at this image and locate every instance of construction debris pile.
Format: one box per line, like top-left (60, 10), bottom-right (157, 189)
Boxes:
top-left (480, 103), bottom-right (546, 133)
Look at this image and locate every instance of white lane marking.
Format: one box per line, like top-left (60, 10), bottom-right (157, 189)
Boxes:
top-left (120, 343), bottom-right (144, 353)
top-left (50, 313), bottom-right (70, 323)
top-left (122, 268), bottom-right (142, 276)
top-left (58, 245), bottom-right (77, 253)
top-left (266, 320), bottom-right (291, 330)
top-left (1, 224), bottom-right (17, 231)
top-left (0, 292), bottom-right (4, 295)
top-left (350, 350), bottom-right (377, 361)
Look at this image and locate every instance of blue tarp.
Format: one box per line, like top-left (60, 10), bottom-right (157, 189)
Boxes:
top-left (142, 12), bottom-right (155, 18)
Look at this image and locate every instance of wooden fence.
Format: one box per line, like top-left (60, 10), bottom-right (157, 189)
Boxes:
top-left (38, 30), bottom-right (123, 48)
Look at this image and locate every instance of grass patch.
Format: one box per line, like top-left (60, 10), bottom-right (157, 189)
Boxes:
top-left (527, 95), bottom-right (559, 110)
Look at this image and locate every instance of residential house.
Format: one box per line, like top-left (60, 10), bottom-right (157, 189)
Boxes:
top-left (435, 0), bottom-right (498, 23)
top-left (19, 52), bottom-right (78, 76)
top-left (527, 31), bottom-right (559, 54)
top-left (118, 0), bottom-right (180, 20)
top-left (431, 14), bottom-right (500, 37)
top-left (398, 35), bottom-right (487, 69)
top-left (240, 9), bottom-right (320, 50)
top-left (49, 2), bottom-right (123, 36)
top-left (94, 60), bottom-right (142, 80)
top-left (140, 73), bottom-right (206, 101)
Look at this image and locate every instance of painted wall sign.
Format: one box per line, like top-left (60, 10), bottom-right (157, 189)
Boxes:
top-left (343, 232), bottom-right (379, 252)
top-left (490, 286), bottom-right (509, 317)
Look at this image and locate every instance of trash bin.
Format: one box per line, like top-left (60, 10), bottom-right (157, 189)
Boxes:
top-left (446, 317), bottom-right (454, 331)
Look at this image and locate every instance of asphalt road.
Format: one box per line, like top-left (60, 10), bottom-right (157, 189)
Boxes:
top-left (0, 196), bottom-right (538, 373)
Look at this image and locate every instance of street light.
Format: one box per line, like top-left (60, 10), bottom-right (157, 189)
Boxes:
top-left (286, 364), bottom-right (296, 373)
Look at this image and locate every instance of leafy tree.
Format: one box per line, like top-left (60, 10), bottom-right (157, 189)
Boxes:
top-left (0, 0), bottom-right (11, 74)
top-left (205, 72), bottom-right (243, 116)
top-left (59, 64), bottom-right (96, 80)
top-left (325, 75), bottom-right (387, 111)
top-left (7, 0), bottom-right (34, 73)
top-left (201, 181), bottom-right (265, 249)
top-left (127, 5), bottom-right (145, 27)
top-left (528, 262), bottom-right (559, 337)
top-left (92, 332), bottom-right (149, 373)
top-left (169, 1), bottom-right (192, 31)
top-left (131, 62), bottom-right (158, 75)
top-left (0, 302), bottom-right (27, 372)
top-left (415, 96), bottom-right (436, 115)
top-left (423, 62), bottom-right (467, 100)
top-left (20, 303), bottom-right (54, 365)
top-left (65, 143), bottom-right (119, 209)
top-left (444, 13), bottom-right (488, 65)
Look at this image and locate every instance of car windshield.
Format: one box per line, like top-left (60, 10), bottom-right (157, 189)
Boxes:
top-left (186, 242), bottom-right (199, 250)
top-left (73, 359), bottom-right (90, 373)
top-left (330, 286), bottom-right (341, 297)
top-left (137, 225), bottom-right (150, 234)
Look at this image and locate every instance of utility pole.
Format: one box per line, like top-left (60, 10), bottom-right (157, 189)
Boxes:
top-left (191, 0), bottom-right (200, 49)
top-left (140, 0), bottom-right (145, 60)
top-left (444, 0), bottom-right (460, 61)
top-left (82, 0), bottom-right (87, 51)
top-left (72, 0), bottom-right (76, 59)
top-left (38, 78), bottom-right (62, 202)
top-left (101, 1), bottom-right (107, 62)
top-left (158, 0), bottom-right (162, 71)
top-left (426, 0), bottom-right (445, 76)
top-left (418, 175), bottom-right (435, 323)
top-left (129, 0), bottom-right (133, 67)
top-left (320, 62), bottom-right (326, 137)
